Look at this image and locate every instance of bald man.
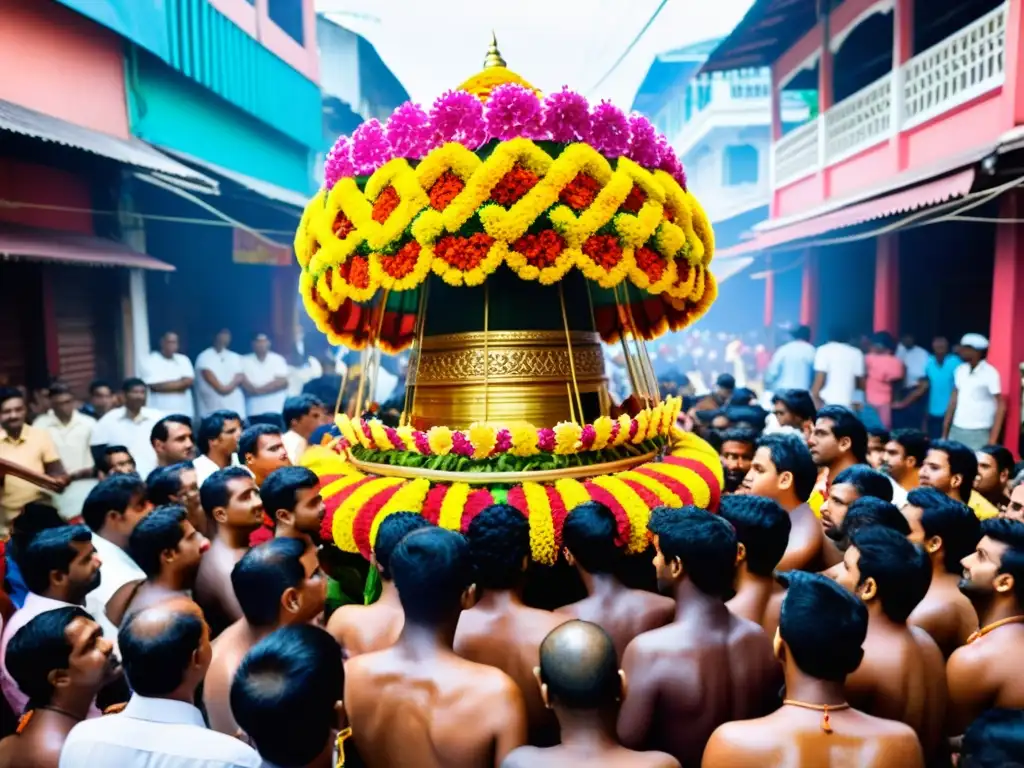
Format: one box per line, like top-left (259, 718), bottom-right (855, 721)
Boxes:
top-left (501, 621), bottom-right (679, 767)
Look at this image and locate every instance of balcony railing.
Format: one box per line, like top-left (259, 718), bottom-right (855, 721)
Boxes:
top-left (771, 2), bottom-right (1007, 188)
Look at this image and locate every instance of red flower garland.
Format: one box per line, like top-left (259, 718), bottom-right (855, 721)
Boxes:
top-left (489, 165), bottom-right (540, 207)
top-left (340, 255), bottom-right (371, 289)
top-left (429, 170), bottom-right (465, 211)
top-left (383, 240), bottom-right (422, 279)
top-left (333, 212), bottom-right (355, 239)
top-left (635, 246), bottom-right (666, 282)
top-left (506, 486), bottom-right (529, 517)
top-left (422, 484), bottom-right (448, 525)
top-left (634, 466), bottom-right (694, 506)
top-left (434, 233), bottom-right (495, 271)
top-left (512, 230), bottom-right (565, 269)
top-left (545, 486), bottom-right (569, 553)
top-left (353, 484), bottom-right (404, 559)
top-left (583, 482), bottom-right (632, 550)
top-left (559, 173), bottom-right (601, 210)
top-left (321, 476), bottom-right (377, 542)
top-left (582, 234), bottom-right (623, 270)
top-left (461, 488), bottom-right (496, 531)
top-left (372, 186), bottom-right (401, 223)
top-left (621, 183), bottom-right (647, 214)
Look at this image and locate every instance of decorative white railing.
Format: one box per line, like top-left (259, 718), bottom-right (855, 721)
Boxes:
top-left (825, 73), bottom-right (892, 164)
top-left (770, 2), bottom-right (1007, 189)
top-left (902, 4), bottom-right (1006, 129)
top-left (774, 118), bottom-right (820, 187)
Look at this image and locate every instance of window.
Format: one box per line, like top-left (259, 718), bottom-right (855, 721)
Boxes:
top-left (722, 144), bottom-right (759, 186)
top-left (268, 0), bottom-right (304, 45)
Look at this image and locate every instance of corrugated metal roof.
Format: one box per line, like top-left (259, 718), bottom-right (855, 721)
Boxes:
top-left (701, 0), bottom-right (819, 73)
top-left (0, 221), bottom-right (175, 271)
top-left (0, 99), bottom-right (218, 191)
top-left (162, 149), bottom-right (310, 209)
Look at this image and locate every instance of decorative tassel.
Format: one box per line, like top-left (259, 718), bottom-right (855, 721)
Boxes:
top-left (335, 726), bottom-right (353, 768)
top-left (16, 711), bottom-right (33, 734)
top-left (821, 706), bottom-right (832, 734)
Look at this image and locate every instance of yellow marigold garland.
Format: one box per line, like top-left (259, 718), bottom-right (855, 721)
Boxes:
top-left (469, 423), bottom-right (497, 460)
top-left (619, 470), bottom-right (684, 508)
top-left (644, 461), bottom-right (714, 510)
top-left (427, 426), bottom-right (453, 456)
top-left (553, 422), bottom-right (582, 455)
top-left (554, 478), bottom-right (591, 512)
top-left (591, 416), bottom-right (614, 450)
top-left (523, 482), bottom-right (557, 565)
top-left (511, 424), bottom-right (540, 457)
top-left (370, 478), bottom-right (432, 548)
top-left (590, 476), bottom-right (650, 554)
top-left (439, 482), bottom-right (471, 531)
top-left (368, 420), bottom-right (395, 452)
top-left (333, 477), bottom-right (405, 553)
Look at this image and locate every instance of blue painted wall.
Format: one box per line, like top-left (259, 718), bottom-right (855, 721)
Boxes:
top-left (54, 0), bottom-right (169, 58)
top-left (127, 48), bottom-right (314, 194)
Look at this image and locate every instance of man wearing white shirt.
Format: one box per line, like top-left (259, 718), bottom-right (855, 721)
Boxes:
top-left (944, 333), bottom-right (1006, 450)
top-left (811, 331), bottom-right (866, 408)
top-left (242, 333), bottom-right (289, 418)
top-left (895, 334), bottom-right (930, 430)
top-left (896, 334), bottom-right (930, 390)
top-left (194, 329), bottom-right (247, 418)
top-left (142, 332), bottom-right (196, 417)
top-left (194, 410), bottom-right (243, 487)
top-left (33, 384), bottom-right (97, 521)
top-left (59, 598), bottom-right (261, 768)
top-left (90, 379), bottom-right (164, 479)
top-left (81, 474), bottom-right (150, 650)
top-left (765, 325), bottom-right (816, 392)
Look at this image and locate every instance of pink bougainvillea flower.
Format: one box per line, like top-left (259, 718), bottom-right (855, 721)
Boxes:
top-left (430, 90), bottom-right (488, 149)
top-left (542, 87), bottom-right (591, 143)
top-left (351, 119), bottom-right (394, 176)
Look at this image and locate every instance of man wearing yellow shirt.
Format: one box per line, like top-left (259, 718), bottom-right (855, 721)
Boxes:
top-left (918, 438), bottom-right (998, 520)
top-left (0, 387), bottom-right (70, 534)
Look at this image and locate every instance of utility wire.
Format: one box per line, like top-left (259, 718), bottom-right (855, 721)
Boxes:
top-left (588, 0), bottom-right (671, 95)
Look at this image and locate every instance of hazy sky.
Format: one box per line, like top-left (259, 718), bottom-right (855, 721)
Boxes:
top-left (315, 0), bottom-right (755, 109)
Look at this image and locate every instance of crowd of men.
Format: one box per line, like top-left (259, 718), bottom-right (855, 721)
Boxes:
top-left (0, 333), bottom-right (1022, 765)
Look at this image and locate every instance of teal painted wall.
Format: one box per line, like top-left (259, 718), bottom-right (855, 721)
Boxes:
top-left (127, 48), bottom-right (314, 194)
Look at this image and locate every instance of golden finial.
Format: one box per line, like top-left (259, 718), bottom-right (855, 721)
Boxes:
top-left (484, 31), bottom-right (506, 69)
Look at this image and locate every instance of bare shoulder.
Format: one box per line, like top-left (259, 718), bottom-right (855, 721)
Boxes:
top-left (870, 716), bottom-right (926, 763)
top-left (553, 600), bottom-right (583, 618)
top-left (702, 718), bottom-right (775, 767)
top-left (326, 603), bottom-right (364, 635)
top-left (499, 745), bottom-right (542, 767)
top-left (729, 613), bottom-right (773, 647)
top-left (909, 625), bottom-right (945, 663)
top-left (643, 749), bottom-right (682, 767)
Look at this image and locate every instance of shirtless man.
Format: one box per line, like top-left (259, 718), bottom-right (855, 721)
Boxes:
top-left (327, 512), bottom-right (431, 658)
top-left (261, 466), bottom-right (325, 551)
top-left (105, 505), bottom-right (210, 626)
top-left (617, 506), bottom-right (780, 768)
top-left (718, 495), bottom-right (790, 630)
top-left (947, 518), bottom-right (1024, 735)
top-left (194, 466), bottom-right (264, 636)
top-left (902, 487), bottom-right (981, 658)
top-left (834, 526), bottom-right (946, 762)
top-left (819, 465), bottom-right (892, 557)
top-left (344, 526), bottom-right (528, 767)
top-left (883, 429), bottom-right (929, 496)
top-left (741, 433), bottom-right (823, 573)
top-left (808, 405), bottom-right (868, 491)
top-left (703, 571), bottom-right (924, 768)
top-left (203, 537), bottom-right (325, 735)
top-left (0, 608), bottom-right (116, 768)
top-left (501, 621), bottom-right (679, 768)
top-left (555, 501), bottom-right (674, 660)
top-left (455, 504), bottom-right (568, 746)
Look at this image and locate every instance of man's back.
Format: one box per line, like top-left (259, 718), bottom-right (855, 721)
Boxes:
top-left (202, 621), bottom-right (251, 735)
top-left (702, 705), bottom-right (924, 768)
top-left (815, 342), bottom-right (864, 407)
top-left (345, 646), bottom-right (527, 768)
top-left (455, 602), bottom-right (567, 745)
top-left (908, 580), bottom-right (978, 658)
top-left (947, 623), bottom-right (1024, 733)
top-left (618, 615), bottom-right (779, 768)
top-left (846, 624), bottom-right (946, 761)
top-left (502, 744), bottom-right (679, 767)
top-left (555, 589), bottom-right (674, 661)
top-left (326, 601), bottom-right (403, 659)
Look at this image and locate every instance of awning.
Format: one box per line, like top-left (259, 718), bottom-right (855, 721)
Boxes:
top-left (715, 169), bottom-right (976, 257)
top-left (0, 222), bottom-right (174, 271)
top-left (713, 256), bottom-right (757, 284)
top-left (0, 100), bottom-right (217, 191)
top-left (701, 0), bottom-right (818, 73)
top-left (162, 149), bottom-right (310, 209)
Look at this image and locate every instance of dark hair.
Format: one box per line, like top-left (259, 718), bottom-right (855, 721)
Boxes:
top-left (890, 429), bottom-right (929, 466)
top-left (390, 527), bottom-right (474, 624)
top-left (980, 518), bottom-right (1024, 603)
top-left (719, 427), bottom-right (758, 450)
top-left (101, 445), bottom-right (133, 471)
top-left (778, 571), bottom-right (867, 682)
top-left (718, 495), bottom-right (791, 577)
top-left (867, 426), bottom-right (890, 443)
top-left (832, 465), bottom-right (893, 503)
top-left (122, 377), bottom-right (146, 393)
top-left (232, 538), bottom-right (307, 628)
top-left (961, 708), bottom-right (1024, 768)
top-left (562, 502), bottom-right (625, 574)
top-left (128, 505), bottom-right (187, 577)
top-left (15, 525), bottom-right (92, 595)
top-left (771, 389), bottom-right (817, 422)
top-left (7, 607), bottom-right (93, 710)
top-left (145, 462), bottom-right (194, 506)
top-left (715, 373), bottom-right (736, 390)
top-left (48, 383), bottom-right (72, 399)
top-left (261, 466), bottom-right (319, 524)
top-left (840, 496), bottom-right (911, 539)
top-left (849, 526), bottom-right (930, 623)
top-left (648, 506), bottom-right (736, 597)
top-left (539, 620), bottom-right (619, 709)
top-left (283, 395), bottom-right (325, 429)
top-left (930, 440), bottom-right (978, 503)
top-left (150, 414), bottom-right (193, 446)
top-left (82, 473), bottom-right (146, 533)
top-left (729, 388), bottom-right (757, 407)
top-left (756, 433), bottom-right (817, 502)
top-left (980, 444), bottom-right (1016, 477)
top-left (0, 386), bottom-right (24, 409)
top-left (200, 466), bottom-right (254, 517)
top-left (870, 331), bottom-right (897, 353)
top-left (375, 512), bottom-right (433, 581)
top-left (817, 405), bottom-right (868, 464)
top-left (119, 606), bottom-right (205, 697)
top-left (239, 424), bottom-right (282, 461)
top-left (791, 325), bottom-right (811, 342)
top-left (88, 380), bottom-right (113, 395)
top-left (465, 504), bottom-right (530, 590)
top-left (197, 410), bottom-right (242, 455)
top-left (906, 487), bottom-right (980, 574)
top-left (231, 625), bottom-right (344, 766)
